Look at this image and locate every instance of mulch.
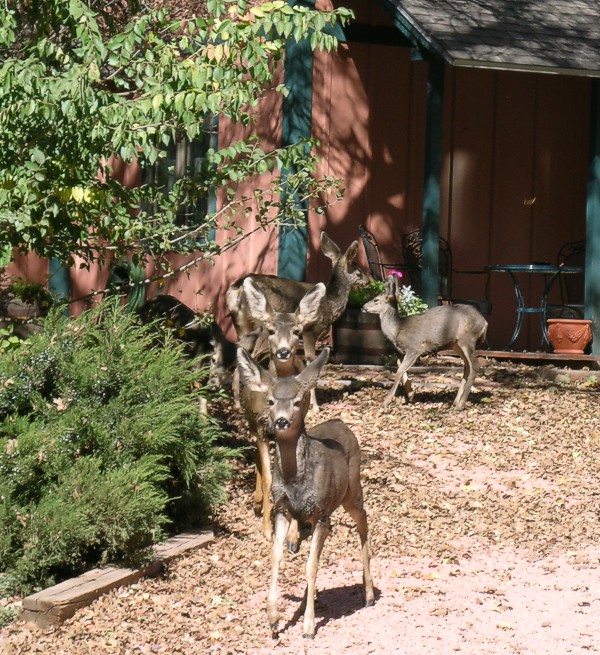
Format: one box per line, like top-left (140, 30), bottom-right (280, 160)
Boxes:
top-left (2, 358), bottom-right (600, 654)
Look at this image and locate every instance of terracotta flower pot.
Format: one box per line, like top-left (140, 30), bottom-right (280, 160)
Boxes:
top-left (547, 318), bottom-right (592, 354)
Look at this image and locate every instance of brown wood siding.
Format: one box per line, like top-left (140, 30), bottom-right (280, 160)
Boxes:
top-left (310, 8), bottom-right (428, 283)
top-left (443, 67), bottom-right (589, 349)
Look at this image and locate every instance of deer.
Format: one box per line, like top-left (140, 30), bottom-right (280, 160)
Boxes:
top-left (237, 279), bottom-right (327, 547)
top-left (226, 231), bottom-right (366, 409)
top-left (137, 294), bottom-right (248, 408)
top-left (363, 275), bottom-right (488, 410)
top-left (236, 346), bottom-right (375, 638)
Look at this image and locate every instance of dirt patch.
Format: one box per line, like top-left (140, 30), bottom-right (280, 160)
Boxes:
top-left (2, 359), bottom-right (600, 654)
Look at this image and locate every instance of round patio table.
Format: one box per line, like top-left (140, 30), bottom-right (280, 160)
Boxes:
top-left (485, 264), bottom-right (583, 349)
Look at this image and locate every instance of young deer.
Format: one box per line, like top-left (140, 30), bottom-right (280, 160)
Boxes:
top-left (364, 275), bottom-right (488, 410)
top-left (236, 347), bottom-right (374, 638)
top-left (238, 279), bottom-right (327, 545)
top-left (226, 231), bottom-right (365, 408)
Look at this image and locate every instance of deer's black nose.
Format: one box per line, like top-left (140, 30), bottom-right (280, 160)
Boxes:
top-left (274, 417), bottom-right (290, 430)
top-left (276, 348), bottom-right (291, 361)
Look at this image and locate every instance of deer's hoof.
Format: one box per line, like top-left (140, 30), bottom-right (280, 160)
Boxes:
top-left (269, 622), bottom-right (279, 638)
top-left (303, 632), bottom-right (316, 640)
top-left (287, 540), bottom-right (299, 554)
top-left (365, 597), bottom-right (375, 608)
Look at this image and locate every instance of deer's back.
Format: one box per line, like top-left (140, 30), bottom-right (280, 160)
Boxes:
top-left (383, 304), bottom-right (487, 353)
top-left (307, 419), bottom-right (360, 460)
top-left (232, 274), bottom-right (314, 312)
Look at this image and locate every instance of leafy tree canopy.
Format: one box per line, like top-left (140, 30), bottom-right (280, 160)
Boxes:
top-left (0, 0), bottom-right (352, 270)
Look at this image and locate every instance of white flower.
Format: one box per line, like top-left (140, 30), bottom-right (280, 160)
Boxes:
top-left (397, 285), bottom-right (428, 317)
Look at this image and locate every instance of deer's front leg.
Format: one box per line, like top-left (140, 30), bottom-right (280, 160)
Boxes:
top-left (384, 353), bottom-right (418, 406)
top-left (302, 519), bottom-right (329, 638)
top-left (256, 436), bottom-right (273, 540)
top-left (302, 332), bottom-right (319, 412)
top-left (267, 512), bottom-right (290, 635)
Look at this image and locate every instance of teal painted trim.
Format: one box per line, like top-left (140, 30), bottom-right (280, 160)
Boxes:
top-left (586, 78), bottom-right (600, 354)
top-left (207, 114), bottom-right (219, 244)
top-left (421, 59), bottom-right (445, 308)
top-left (48, 257), bottom-right (70, 315)
top-left (278, 0), bottom-right (314, 281)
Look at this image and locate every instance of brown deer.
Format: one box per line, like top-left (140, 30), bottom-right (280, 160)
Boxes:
top-left (226, 231), bottom-right (365, 408)
top-left (238, 279), bottom-right (327, 546)
top-left (363, 275), bottom-right (488, 409)
top-left (236, 346), bottom-right (374, 638)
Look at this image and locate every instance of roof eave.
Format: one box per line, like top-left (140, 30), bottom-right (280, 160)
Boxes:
top-left (451, 58), bottom-right (600, 78)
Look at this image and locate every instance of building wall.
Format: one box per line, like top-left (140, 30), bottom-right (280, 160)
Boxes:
top-left (5, 1), bottom-right (592, 351)
top-left (443, 67), bottom-right (589, 348)
top-left (313, 0), bottom-right (590, 350)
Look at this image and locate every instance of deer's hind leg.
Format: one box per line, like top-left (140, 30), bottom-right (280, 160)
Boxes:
top-left (452, 342), bottom-right (478, 409)
top-left (343, 492), bottom-right (375, 607)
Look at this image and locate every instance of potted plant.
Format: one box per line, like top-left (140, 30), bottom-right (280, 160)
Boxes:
top-left (0, 276), bottom-right (55, 321)
top-left (333, 271), bottom-right (428, 365)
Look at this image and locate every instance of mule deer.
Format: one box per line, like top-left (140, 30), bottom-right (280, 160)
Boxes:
top-left (226, 231), bottom-right (365, 408)
top-left (363, 275), bottom-right (487, 409)
top-left (137, 294), bottom-right (246, 402)
top-left (238, 280), bottom-right (327, 545)
top-left (236, 346), bottom-right (374, 638)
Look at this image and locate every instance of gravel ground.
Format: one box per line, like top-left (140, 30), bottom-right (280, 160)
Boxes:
top-left (2, 358), bottom-right (600, 654)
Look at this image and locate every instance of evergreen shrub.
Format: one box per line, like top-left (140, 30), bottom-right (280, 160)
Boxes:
top-left (0, 299), bottom-right (233, 593)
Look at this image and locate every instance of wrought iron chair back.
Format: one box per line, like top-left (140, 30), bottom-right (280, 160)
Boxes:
top-left (552, 239), bottom-right (585, 319)
top-left (358, 225), bottom-right (405, 281)
top-left (400, 229), bottom-right (452, 300)
top-left (401, 229), bottom-right (492, 316)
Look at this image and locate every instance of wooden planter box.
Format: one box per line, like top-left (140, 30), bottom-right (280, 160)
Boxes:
top-left (332, 308), bottom-right (395, 365)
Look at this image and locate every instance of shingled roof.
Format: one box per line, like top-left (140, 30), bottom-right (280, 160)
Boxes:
top-left (380, 0), bottom-right (600, 76)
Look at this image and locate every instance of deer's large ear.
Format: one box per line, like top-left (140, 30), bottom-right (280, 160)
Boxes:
top-left (297, 347), bottom-right (329, 391)
top-left (344, 240), bottom-right (359, 263)
top-left (242, 278), bottom-right (272, 323)
top-left (210, 321), bottom-right (226, 346)
top-left (225, 284), bottom-right (242, 315)
top-left (295, 282), bottom-right (326, 330)
top-left (384, 275), bottom-right (396, 297)
top-left (236, 347), bottom-right (271, 393)
top-left (320, 232), bottom-right (342, 262)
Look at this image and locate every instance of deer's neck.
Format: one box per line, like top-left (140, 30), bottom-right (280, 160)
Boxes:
top-left (379, 304), bottom-right (408, 343)
top-left (272, 356), bottom-right (298, 379)
top-left (275, 430), bottom-right (308, 483)
top-left (325, 263), bottom-right (352, 322)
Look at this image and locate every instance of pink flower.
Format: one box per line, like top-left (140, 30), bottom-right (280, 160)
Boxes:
top-left (389, 269), bottom-right (403, 279)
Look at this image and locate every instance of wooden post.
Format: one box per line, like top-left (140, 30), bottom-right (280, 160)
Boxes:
top-left (586, 78), bottom-right (600, 355)
top-left (421, 58), bottom-right (445, 308)
top-left (278, 0), bottom-right (315, 281)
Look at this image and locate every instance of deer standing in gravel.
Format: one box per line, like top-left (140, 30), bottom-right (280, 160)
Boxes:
top-left (363, 275), bottom-right (488, 409)
top-left (236, 346), bottom-right (374, 639)
top-left (237, 279), bottom-right (327, 546)
top-left (226, 231), bottom-right (365, 409)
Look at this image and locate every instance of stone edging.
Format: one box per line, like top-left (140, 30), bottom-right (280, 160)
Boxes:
top-left (20, 528), bottom-right (214, 629)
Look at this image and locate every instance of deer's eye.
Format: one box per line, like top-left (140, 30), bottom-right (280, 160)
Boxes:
top-left (267, 328), bottom-right (276, 336)
top-left (292, 327), bottom-right (302, 336)
top-left (268, 398), bottom-right (275, 406)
